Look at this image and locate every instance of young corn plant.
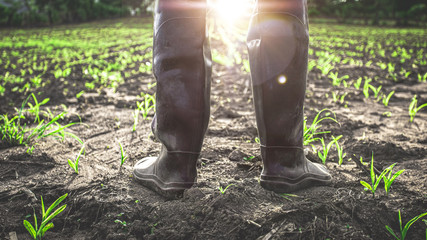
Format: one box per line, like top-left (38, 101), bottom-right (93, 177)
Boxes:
top-left (417, 73), bottom-right (427, 82)
top-left (317, 136), bottom-right (340, 164)
top-left (0, 95), bottom-right (83, 152)
top-left (132, 109), bottom-right (139, 132)
top-left (218, 184), bottom-right (234, 194)
top-left (369, 84), bottom-right (382, 99)
top-left (303, 109), bottom-right (339, 146)
top-left (353, 77), bottom-right (362, 90)
top-left (363, 78), bottom-right (372, 99)
top-left (382, 91), bottom-right (395, 107)
top-left (385, 210), bottom-right (427, 240)
top-left (359, 153), bottom-right (390, 198)
top-left (332, 135), bottom-right (346, 165)
top-left (26, 93), bottom-right (49, 123)
top-left (67, 145), bottom-right (85, 174)
top-left (23, 193), bottom-right (68, 240)
top-left (119, 142), bottom-right (128, 167)
top-left (408, 95), bottom-right (427, 122)
top-left (383, 163), bottom-right (405, 196)
top-left (136, 93), bottom-right (156, 120)
top-left (328, 72), bottom-right (349, 87)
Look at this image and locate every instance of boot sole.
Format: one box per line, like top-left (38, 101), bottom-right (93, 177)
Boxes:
top-left (133, 172), bottom-right (195, 199)
top-left (260, 174), bottom-right (332, 193)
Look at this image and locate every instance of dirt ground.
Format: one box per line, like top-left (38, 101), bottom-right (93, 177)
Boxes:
top-left (0, 17), bottom-right (426, 240)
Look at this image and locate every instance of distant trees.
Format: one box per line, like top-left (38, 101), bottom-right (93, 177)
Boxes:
top-left (1, 0), bottom-right (425, 26)
top-left (0, 0), bottom-right (131, 26)
top-left (308, 0), bottom-right (427, 26)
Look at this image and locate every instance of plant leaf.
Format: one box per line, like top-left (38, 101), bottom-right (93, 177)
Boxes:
top-left (23, 220), bottom-right (37, 240)
top-left (44, 193), bottom-right (67, 219)
top-left (385, 225), bottom-right (400, 240)
top-left (360, 181), bottom-right (372, 191)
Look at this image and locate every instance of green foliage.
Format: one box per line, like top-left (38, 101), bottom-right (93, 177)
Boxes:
top-left (0, 0), bottom-right (129, 26)
top-left (383, 163), bottom-right (405, 196)
top-left (119, 142), bottom-right (128, 167)
top-left (303, 109), bottom-right (339, 146)
top-left (23, 193), bottom-right (68, 240)
top-left (0, 94), bottom-right (83, 153)
top-left (385, 210), bottom-right (427, 240)
top-left (218, 184), bottom-right (234, 194)
top-left (359, 153), bottom-right (391, 198)
top-left (408, 95), bottom-right (427, 122)
top-left (68, 145), bottom-right (85, 174)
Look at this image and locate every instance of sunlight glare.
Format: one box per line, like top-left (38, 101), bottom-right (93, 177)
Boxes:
top-left (210, 0), bottom-right (254, 24)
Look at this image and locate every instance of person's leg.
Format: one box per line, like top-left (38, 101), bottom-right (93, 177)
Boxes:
top-left (133, 0), bottom-right (211, 198)
top-left (247, 0), bottom-right (331, 193)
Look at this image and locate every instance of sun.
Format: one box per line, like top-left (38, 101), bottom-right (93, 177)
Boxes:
top-left (209, 0), bottom-right (255, 24)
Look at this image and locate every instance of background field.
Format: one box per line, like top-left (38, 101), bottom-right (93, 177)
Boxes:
top-left (0, 16), bottom-right (426, 239)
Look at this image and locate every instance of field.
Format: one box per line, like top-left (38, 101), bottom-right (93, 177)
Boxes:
top-left (0, 17), bottom-right (426, 239)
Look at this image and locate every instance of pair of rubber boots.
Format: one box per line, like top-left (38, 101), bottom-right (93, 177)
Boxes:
top-left (133, 0), bottom-right (331, 198)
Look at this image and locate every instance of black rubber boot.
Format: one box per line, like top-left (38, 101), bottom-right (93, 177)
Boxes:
top-left (247, 0), bottom-right (331, 193)
top-left (133, 0), bottom-right (211, 198)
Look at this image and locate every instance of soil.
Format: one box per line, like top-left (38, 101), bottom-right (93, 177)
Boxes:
top-left (0, 17), bottom-right (426, 240)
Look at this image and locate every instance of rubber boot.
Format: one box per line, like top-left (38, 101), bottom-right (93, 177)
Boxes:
top-left (133, 0), bottom-right (211, 198)
top-left (247, 0), bottom-right (331, 193)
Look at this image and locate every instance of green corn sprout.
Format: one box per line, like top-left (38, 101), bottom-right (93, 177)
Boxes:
top-left (383, 163), bottom-right (405, 196)
top-left (408, 95), bottom-right (427, 122)
top-left (26, 93), bottom-right (50, 123)
top-left (382, 91), bottom-right (395, 107)
top-left (280, 193), bottom-right (299, 201)
top-left (328, 72), bottom-right (349, 86)
top-left (417, 73), bottom-right (427, 82)
top-left (303, 109), bottom-right (339, 146)
top-left (119, 142), bottom-right (128, 167)
top-left (317, 137), bottom-right (340, 164)
top-left (132, 109), bottom-right (139, 132)
top-left (368, 85), bottom-right (382, 99)
top-left (385, 210), bottom-right (427, 240)
top-left (23, 193), bottom-right (68, 240)
top-left (332, 135), bottom-right (346, 165)
top-left (136, 93), bottom-right (156, 120)
top-left (354, 77), bottom-right (362, 89)
top-left (67, 145), bottom-right (85, 174)
top-left (363, 78), bottom-right (372, 98)
top-left (359, 153), bottom-right (390, 198)
top-left (218, 184), bottom-right (234, 194)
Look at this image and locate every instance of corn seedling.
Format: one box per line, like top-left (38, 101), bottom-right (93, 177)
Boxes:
top-left (332, 135), bottom-right (346, 165)
top-left (119, 142), bottom-right (128, 167)
top-left (136, 93), bottom-right (155, 120)
top-left (280, 193), bottom-right (299, 201)
top-left (26, 93), bottom-right (49, 123)
top-left (67, 145), bottom-right (85, 174)
top-left (317, 137), bottom-right (340, 164)
top-left (368, 85), bottom-right (382, 99)
top-left (218, 184), bottom-right (234, 194)
top-left (359, 153), bottom-right (390, 198)
top-left (303, 109), bottom-right (339, 146)
top-left (132, 109), bottom-right (139, 132)
top-left (383, 163), bottom-right (405, 196)
top-left (354, 77), bottom-right (362, 90)
top-left (382, 91), bottom-right (395, 107)
top-left (417, 73), bottom-right (427, 82)
top-left (328, 72), bottom-right (349, 87)
top-left (363, 78), bottom-right (372, 98)
top-left (385, 210), bottom-right (427, 240)
top-left (23, 193), bottom-right (68, 240)
top-left (0, 95), bottom-right (82, 152)
top-left (408, 95), bottom-right (427, 122)
top-left (243, 156), bottom-right (255, 161)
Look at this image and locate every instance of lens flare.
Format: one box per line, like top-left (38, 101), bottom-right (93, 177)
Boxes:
top-left (210, 0), bottom-right (254, 24)
top-left (278, 75), bottom-right (287, 84)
